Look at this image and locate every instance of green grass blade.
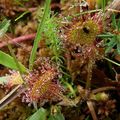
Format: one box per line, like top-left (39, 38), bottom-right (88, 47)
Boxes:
top-left (15, 11), bottom-right (30, 22)
top-left (104, 57), bottom-right (120, 67)
top-left (112, 13), bottom-right (117, 29)
top-left (0, 19), bottom-right (10, 38)
top-left (118, 19), bottom-right (120, 31)
top-left (28, 108), bottom-right (47, 120)
top-left (102, 0), bottom-right (105, 13)
top-left (29, 0), bottom-right (51, 70)
top-left (0, 19), bottom-right (27, 74)
top-left (97, 34), bottom-right (115, 38)
top-left (0, 50), bottom-right (27, 73)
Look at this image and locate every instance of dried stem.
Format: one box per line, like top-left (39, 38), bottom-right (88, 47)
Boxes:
top-left (14, 7), bottom-right (37, 12)
top-left (92, 86), bottom-right (116, 94)
top-left (85, 59), bottom-right (93, 89)
top-left (0, 33), bottom-right (36, 48)
top-left (105, 0), bottom-right (120, 24)
top-left (0, 85), bottom-right (25, 110)
top-left (87, 101), bottom-right (98, 120)
top-left (105, 0), bottom-right (120, 17)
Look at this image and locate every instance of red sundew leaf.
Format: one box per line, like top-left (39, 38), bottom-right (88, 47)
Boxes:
top-left (23, 68), bottom-right (63, 104)
top-left (41, 83), bottom-right (64, 102)
top-left (30, 70), bottom-right (55, 101)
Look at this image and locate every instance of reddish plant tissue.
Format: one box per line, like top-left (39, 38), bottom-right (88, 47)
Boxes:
top-left (22, 60), bottom-right (64, 105)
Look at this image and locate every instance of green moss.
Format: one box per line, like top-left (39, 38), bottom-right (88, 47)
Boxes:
top-left (68, 20), bottom-right (99, 45)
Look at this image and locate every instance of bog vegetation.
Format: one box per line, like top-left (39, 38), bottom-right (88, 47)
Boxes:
top-left (0, 0), bottom-right (120, 120)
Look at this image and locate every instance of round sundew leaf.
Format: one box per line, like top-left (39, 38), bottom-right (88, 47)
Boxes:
top-left (67, 20), bottom-right (100, 45)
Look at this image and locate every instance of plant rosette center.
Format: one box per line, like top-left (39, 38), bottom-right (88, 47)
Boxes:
top-left (67, 20), bottom-right (100, 45)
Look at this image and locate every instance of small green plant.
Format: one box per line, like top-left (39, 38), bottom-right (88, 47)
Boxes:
top-left (44, 15), bottom-right (63, 64)
top-left (98, 14), bottom-right (120, 54)
top-left (0, 0), bottom-right (119, 120)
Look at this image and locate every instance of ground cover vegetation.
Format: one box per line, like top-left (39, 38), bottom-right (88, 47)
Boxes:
top-left (0, 0), bottom-right (120, 120)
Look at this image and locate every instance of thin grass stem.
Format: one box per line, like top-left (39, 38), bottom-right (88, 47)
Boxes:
top-left (29, 0), bottom-right (51, 70)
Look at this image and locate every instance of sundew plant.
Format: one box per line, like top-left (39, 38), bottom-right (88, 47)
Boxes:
top-left (0, 0), bottom-right (120, 120)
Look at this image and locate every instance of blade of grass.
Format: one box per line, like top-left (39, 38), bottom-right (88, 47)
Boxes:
top-left (28, 108), bottom-right (47, 120)
top-left (15, 11), bottom-right (30, 22)
top-left (102, 0), bottom-right (105, 13)
top-left (0, 50), bottom-right (27, 73)
top-left (0, 19), bottom-right (10, 38)
top-left (97, 34), bottom-right (115, 38)
top-left (67, 9), bottom-right (101, 20)
top-left (112, 13), bottom-right (117, 29)
top-left (104, 57), bottom-right (120, 67)
top-left (0, 19), bottom-right (27, 73)
top-left (7, 42), bottom-right (26, 74)
top-left (5, 30), bottom-right (28, 75)
top-left (29, 0), bottom-right (51, 70)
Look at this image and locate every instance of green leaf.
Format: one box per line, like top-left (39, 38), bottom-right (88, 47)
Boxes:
top-left (105, 44), bottom-right (115, 54)
top-left (29, 0), bottom-right (51, 70)
top-left (15, 11), bottom-right (30, 21)
top-left (112, 14), bottom-right (117, 29)
top-left (104, 57), bottom-right (120, 67)
top-left (96, 0), bottom-right (110, 9)
top-left (0, 19), bottom-right (10, 38)
top-left (48, 112), bottom-right (65, 120)
top-left (106, 38), bottom-right (116, 47)
top-left (118, 19), bottom-right (120, 31)
top-left (28, 108), bottom-right (47, 120)
top-left (102, 0), bottom-right (106, 13)
top-left (105, 38), bottom-right (117, 54)
top-left (97, 34), bottom-right (115, 38)
top-left (117, 42), bottom-right (120, 54)
top-left (0, 50), bottom-right (27, 73)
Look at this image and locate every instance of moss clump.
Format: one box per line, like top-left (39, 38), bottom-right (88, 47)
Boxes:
top-left (67, 20), bottom-right (100, 45)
